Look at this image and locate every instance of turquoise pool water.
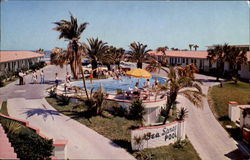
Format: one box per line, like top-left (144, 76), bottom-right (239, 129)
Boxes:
top-left (71, 76), bottom-right (166, 93)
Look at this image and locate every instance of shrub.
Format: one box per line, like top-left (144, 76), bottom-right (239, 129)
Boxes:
top-left (110, 105), bottom-right (128, 117)
top-left (0, 118), bottom-right (54, 160)
top-left (176, 107), bottom-right (188, 120)
top-left (8, 131), bottom-right (54, 160)
top-left (60, 95), bottom-right (70, 105)
top-left (173, 139), bottom-right (187, 149)
top-left (49, 88), bottom-right (57, 98)
top-left (0, 75), bottom-right (5, 87)
top-left (128, 99), bottom-right (145, 121)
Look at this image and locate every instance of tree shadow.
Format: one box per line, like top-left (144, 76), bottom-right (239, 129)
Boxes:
top-left (23, 108), bottom-right (61, 121)
top-left (111, 139), bottom-right (133, 153)
top-left (224, 145), bottom-right (249, 160)
top-left (218, 116), bottom-right (230, 121)
top-left (62, 109), bottom-right (111, 123)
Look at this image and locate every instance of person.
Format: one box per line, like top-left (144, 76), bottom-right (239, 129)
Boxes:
top-left (55, 73), bottom-right (59, 87)
top-left (40, 70), bottom-right (45, 84)
top-left (32, 71), bottom-right (37, 84)
top-left (22, 71), bottom-right (26, 85)
top-left (89, 70), bottom-right (93, 84)
top-left (65, 72), bottom-right (71, 82)
top-left (134, 82), bottom-right (139, 90)
top-left (18, 71), bottom-right (24, 85)
top-left (133, 82), bottom-right (140, 96)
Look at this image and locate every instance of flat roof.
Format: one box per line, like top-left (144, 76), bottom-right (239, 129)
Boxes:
top-left (0, 51), bottom-right (44, 63)
top-left (148, 50), bottom-right (250, 61)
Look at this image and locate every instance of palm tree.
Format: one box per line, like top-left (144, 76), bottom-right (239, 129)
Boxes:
top-left (160, 67), bottom-right (204, 124)
top-left (146, 60), bottom-right (204, 124)
top-left (193, 45), bottom-right (199, 51)
top-left (85, 87), bottom-right (108, 115)
top-left (156, 46), bottom-right (168, 65)
top-left (52, 13), bottom-right (89, 99)
top-left (85, 38), bottom-right (109, 77)
top-left (224, 46), bottom-right (247, 84)
top-left (177, 63), bottom-right (199, 78)
top-left (36, 48), bottom-right (45, 54)
top-left (105, 46), bottom-right (125, 69)
top-left (50, 48), bottom-right (68, 68)
top-left (189, 44), bottom-right (194, 51)
top-left (207, 44), bottom-right (226, 80)
top-left (129, 42), bottom-right (151, 68)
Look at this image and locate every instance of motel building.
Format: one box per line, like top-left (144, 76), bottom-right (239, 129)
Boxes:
top-left (148, 45), bottom-right (250, 80)
top-left (0, 51), bottom-right (44, 75)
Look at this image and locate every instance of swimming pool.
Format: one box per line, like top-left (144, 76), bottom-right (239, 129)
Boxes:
top-left (71, 76), bottom-right (166, 93)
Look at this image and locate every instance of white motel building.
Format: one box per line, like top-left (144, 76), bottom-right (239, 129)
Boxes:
top-left (148, 45), bottom-right (250, 79)
top-left (0, 51), bottom-right (44, 75)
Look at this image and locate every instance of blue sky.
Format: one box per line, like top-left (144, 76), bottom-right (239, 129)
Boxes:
top-left (1, 1), bottom-right (249, 51)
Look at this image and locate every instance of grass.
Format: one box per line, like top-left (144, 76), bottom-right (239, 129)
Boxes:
top-left (0, 101), bottom-right (9, 116)
top-left (208, 81), bottom-right (250, 140)
top-left (134, 140), bottom-right (201, 160)
top-left (46, 97), bottom-right (201, 159)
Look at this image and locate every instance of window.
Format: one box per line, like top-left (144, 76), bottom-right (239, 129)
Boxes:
top-left (191, 59), bottom-right (193, 63)
top-left (182, 58), bottom-right (185, 63)
top-left (186, 59), bottom-right (188, 65)
top-left (194, 59), bottom-right (197, 64)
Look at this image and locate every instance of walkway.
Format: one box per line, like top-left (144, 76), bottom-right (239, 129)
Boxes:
top-left (0, 65), bottom-right (134, 159)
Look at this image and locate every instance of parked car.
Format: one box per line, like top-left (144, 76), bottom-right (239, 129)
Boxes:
top-left (82, 59), bottom-right (90, 66)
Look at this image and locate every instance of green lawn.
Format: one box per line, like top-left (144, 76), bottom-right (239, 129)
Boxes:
top-left (208, 81), bottom-right (250, 139)
top-left (46, 97), bottom-right (201, 159)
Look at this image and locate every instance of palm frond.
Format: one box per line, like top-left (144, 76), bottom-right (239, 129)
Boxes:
top-left (178, 90), bottom-right (205, 108)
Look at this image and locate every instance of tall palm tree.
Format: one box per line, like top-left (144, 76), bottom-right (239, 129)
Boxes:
top-left (129, 42), bottom-right (151, 68)
top-left (224, 46), bottom-right (247, 83)
top-left (207, 44), bottom-right (226, 80)
top-left (85, 38), bottom-right (109, 77)
top-left (189, 44), bottom-right (194, 51)
top-left (105, 46), bottom-right (125, 69)
top-left (156, 46), bottom-right (168, 65)
top-left (52, 13), bottom-right (89, 99)
top-left (193, 45), bottom-right (199, 51)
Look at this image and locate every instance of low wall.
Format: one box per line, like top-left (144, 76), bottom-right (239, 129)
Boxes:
top-left (131, 120), bottom-right (185, 150)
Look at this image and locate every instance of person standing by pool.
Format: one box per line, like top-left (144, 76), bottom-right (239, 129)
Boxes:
top-left (65, 72), bottom-right (71, 82)
top-left (90, 70), bottom-right (93, 84)
top-left (55, 72), bottom-right (59, 87)
top-left (40, 70), bottom-right (45, 84)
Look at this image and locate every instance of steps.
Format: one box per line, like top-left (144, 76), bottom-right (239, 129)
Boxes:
top-left (0, 124), bottom-right (17, 159)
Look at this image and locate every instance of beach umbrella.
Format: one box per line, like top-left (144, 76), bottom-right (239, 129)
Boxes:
top-left (126, 68), bottom-right (152, 79)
